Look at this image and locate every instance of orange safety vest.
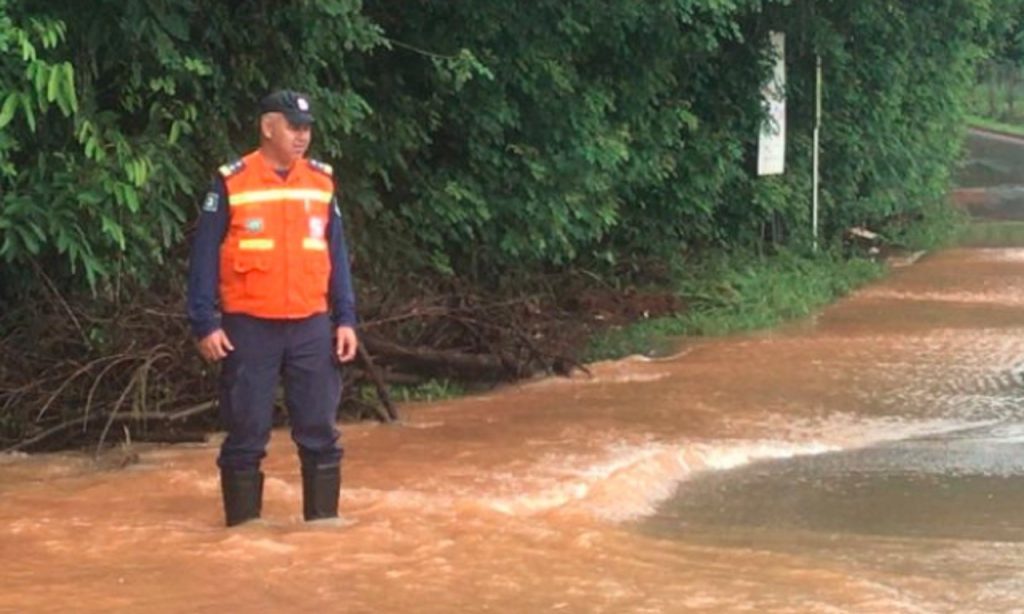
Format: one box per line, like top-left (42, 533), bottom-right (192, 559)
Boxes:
top-left (218, 150), bottom-right (336, 319)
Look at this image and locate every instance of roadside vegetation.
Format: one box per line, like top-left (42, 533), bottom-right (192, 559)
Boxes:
top-left (966, 115), bottom-right (1024, 139)
top-left (584, 250), bottom-right (885, 362)
top-left (0, 0), bottom-right (1018, 451)
top-left (968, 0), bottom-right (1024, 135)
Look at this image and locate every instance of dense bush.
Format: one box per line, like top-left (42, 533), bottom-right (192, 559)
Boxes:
top-left (969, 0), bottom-right (1024, 126)
top-left (0, 0), bottom-right (383, 297)
top-left (0, 0), bottom-right (1003, 301)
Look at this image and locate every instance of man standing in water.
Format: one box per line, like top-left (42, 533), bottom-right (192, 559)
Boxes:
top-left (186, 90), bottom-right (358, 526)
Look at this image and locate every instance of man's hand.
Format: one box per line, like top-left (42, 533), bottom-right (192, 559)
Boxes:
top-left (335, 326), bottom-right (358, 363)
top-left (196, 329), bottom-right (235, 362)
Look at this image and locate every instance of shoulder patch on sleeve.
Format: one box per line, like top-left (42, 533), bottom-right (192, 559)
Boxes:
top-left (308, 159), bottom-right (333, 177)
top-left (217, 159), bottom-right (245, 178)
top-left (202, 191), bottom-right (220, 213)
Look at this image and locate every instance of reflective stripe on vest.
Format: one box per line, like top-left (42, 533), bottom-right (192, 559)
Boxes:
top-left (229, 188), bottom-right (333, 207)
top-left (238, 238), bottom-right (275, 251)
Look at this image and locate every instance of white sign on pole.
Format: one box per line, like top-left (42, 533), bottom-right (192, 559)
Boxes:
top-left (757, 32), bottom-right (786, 176)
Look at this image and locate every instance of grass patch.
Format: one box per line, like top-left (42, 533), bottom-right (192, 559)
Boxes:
top-left (959, 220), bottom-right (1024, 248)
top-left (386, 378), bottom-right (467, 403)
top-left (889, 202), bottom-right (968, 252)
top-left (967, 115), bottom-right (1024, 138)
top-left (583, 250), bottom-right (884, 362)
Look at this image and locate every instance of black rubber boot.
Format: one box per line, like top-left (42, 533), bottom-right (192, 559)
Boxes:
top-left (220, 468), bottom-right (264, 527)
top-left (302, 463), bottom-right (340, 521)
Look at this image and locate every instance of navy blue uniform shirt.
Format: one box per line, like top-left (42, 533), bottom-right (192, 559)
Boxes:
top-left (186, 172), bottom-right (358, 339)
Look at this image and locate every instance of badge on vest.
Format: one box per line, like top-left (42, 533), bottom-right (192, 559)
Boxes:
top-left (308, 217), bottom-right (325, 239)
top-left (244, 218), bottom-right (265, 233)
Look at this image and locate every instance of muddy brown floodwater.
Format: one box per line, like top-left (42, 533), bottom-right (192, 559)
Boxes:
top-left (4, 129), bottom-right (1024, 613)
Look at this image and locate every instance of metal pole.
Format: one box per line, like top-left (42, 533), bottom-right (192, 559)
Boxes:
top-left (812, 55), bottom-right (822, 251)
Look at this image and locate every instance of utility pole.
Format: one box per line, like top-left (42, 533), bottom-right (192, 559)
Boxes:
top-left (812, 54), bottom-right (822, 251)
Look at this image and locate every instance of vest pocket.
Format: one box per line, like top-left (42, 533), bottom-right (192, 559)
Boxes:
top-left (303, 255), bottom-right (330, 301)
top-left (233, 255), bottom-right (273, 299)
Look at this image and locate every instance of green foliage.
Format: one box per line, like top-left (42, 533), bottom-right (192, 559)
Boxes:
top-left (584, 250), bottom-right (884, 361)
top-left (356, 377), bottom-right (466, 405)
top-left (984, 0), bottom-right (1024, 65)
top-left (350, 0), bottom-right (996, 281)
top-left (959, 220), bottom-right (1024, 248)
top-left (966, 113), bottom-right (1024, 137)
top-left (386, 378), bottom-right (467, 404)
top-left (789, 1), bottom-right (988, 247)
top-left (0, 0), bottom-right (1011, 301)
top-left (0, 0), bottom-right (383, 295)
top-left (353, 1), bottom-right (775, 277)
top-left (966, 2), bottom-right (1024, 127)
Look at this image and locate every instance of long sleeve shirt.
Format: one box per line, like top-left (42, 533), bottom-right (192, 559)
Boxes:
top-left (185, 175), bottom-right (358, 339)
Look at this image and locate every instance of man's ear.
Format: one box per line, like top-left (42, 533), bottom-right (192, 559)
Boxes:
top-left (260, 114), bottom-right (275, 140)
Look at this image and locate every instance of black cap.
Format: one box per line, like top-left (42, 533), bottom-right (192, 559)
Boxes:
top-left (259, 90), bottom-right (314, 125)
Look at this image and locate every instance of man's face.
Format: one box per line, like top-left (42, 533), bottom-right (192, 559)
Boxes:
top-left (262, 113), bottom-right (312, 166)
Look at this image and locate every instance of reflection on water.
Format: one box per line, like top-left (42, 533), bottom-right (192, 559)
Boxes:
top-left (4, 132), bottom-right (1024, 612)
top-left (957, 130), bottom-right (1024, 189)
top-left (956, 131), bottom-right (1024, 221)
top-left (644, 423), bottom-right (1024, 543)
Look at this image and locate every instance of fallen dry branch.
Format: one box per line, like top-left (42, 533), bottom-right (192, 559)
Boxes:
top-left (3, 401), bottom-right (217, 454)
top-left (355, 344), bottom-right (399, 422)
top-left (361, 332), bottom-right (523, 381)
top-left (1, 268), bottom-right (681, 452)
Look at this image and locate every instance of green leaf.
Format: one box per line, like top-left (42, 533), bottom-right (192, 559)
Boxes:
top-left (32, 62), bottom-right (48, 96)
top-left (0, 93), bottom-right (18, 129)
top-left (122, 185), bottom-right (140, 213)
top-left (19, 94), bottom-right (35, 132)
top-left (46, 63), bottom-right (61, 102)
top-left (14, 224), bottom-right (39, 254)
top-left (58, 62), bottom-right (77, 114)
top-left (100, 215), bottom-right (126, 249)
top-left (168, 120), bottom-right (181, 144)
top-left (18, 33), bottom-right (35, 62)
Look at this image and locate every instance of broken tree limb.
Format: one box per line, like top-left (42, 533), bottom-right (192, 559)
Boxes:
top-left (355, 343), bottom-right (399, 422)
top-left (361, 332), bottom-right (527, 382)
top-left (2, 401), bottom-right (217, 454)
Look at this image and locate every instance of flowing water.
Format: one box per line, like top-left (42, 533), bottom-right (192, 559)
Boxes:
top-left (4, 130), bottom-right (1024, 613)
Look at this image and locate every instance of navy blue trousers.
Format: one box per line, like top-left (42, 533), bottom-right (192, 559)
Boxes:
top-left (217, 313), bottom-right (343, 472)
